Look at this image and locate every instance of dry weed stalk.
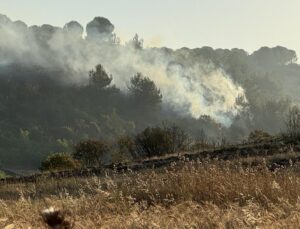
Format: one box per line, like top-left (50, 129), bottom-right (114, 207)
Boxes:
top-left (1, 158), bottom-right (300, 227)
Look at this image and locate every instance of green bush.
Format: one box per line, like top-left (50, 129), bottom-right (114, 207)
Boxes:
top-left (248, 130), bottom-right (272, 143)
top-left (73, 140), bottom-right (110, 167)
top-left (114, 135), bottom-right (136, 162)
top-left (135, 124), bottom-right (190, 158)
top-left (40, 153), bottom-right (80, 171)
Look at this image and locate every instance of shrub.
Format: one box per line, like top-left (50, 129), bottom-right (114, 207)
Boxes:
top-left (73, 140), bottom-right (110, 167)
top-left (163, 123), bottom-right (191, 153)
top-left (40, 153), bottom-right (80, 172)
top-left (116, 135), bottom-right (136, 161)
top-left (135, 124), bottom-right (190, 158)
top-left (248, 130), bottom-right (272, 143)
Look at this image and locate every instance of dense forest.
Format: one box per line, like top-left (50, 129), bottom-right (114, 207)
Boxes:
top-left (0, 13), bottom-right (300, 170)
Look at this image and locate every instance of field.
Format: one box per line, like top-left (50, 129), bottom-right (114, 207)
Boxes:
top-left (1, 154), bottom-right (300, 228)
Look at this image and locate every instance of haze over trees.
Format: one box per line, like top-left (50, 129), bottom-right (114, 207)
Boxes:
top-left (0, 13), bottom-right (300, 170)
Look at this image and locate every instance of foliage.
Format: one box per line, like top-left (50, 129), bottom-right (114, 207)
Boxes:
top-left (248, 129), bottom-right (272, 143)
top-left (163, 122), bottom-right (191, 153)
top-left (40, 153), bottom-right (80, 171)
top-left (116, 135), bottom-right (136, 161)
top-left (135, 124), bottom-right (189, 158)
top-left (63, 21), bottom-right (83, 36)
top-left (86, 17), bottom-right (115, 42)
top-left (286, 106), bottom-right (300, 138)
top-left (73, 140), bottom-right (110, 167)
top-left (128, 72), bottom-right (162, 110)
top-left (88, 64), bottom-right (112, 88)
top-left (251, 46), bottom-right (297, 66)
top-left (127, 33), bottom-right (143, 49)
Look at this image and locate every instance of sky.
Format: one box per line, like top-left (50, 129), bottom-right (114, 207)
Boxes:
top-left (1, 0), bottom-right (300, 56)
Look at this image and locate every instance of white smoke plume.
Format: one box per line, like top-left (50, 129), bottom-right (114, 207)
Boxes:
top-left (0, 14), bottom-right (247, 126)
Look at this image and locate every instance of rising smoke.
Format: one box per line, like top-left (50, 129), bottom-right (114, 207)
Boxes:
top-left (0, 14), bottom-right (247, 126)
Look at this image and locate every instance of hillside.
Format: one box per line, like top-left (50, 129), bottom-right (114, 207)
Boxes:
top-left (0, 14), bottom-right (300, 170)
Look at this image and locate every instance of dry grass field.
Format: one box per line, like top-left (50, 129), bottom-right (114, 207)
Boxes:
top-left (1, 157), bottom-right (300, 228)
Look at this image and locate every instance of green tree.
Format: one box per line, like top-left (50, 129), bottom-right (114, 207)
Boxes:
top-left (127, 33), bottom-right (143, 50)
top-left (40, 153), bottom-right (80, 171)
top-left (128, 73), bottom-right (162, 110)
top-left (63, 21), bottom-right (83, 38)
top-left (251, 46), bottom-right (297, 67)
top-left (86, 17), bottom-right (115, 42)
top-left (89, 64), bottom-right (112, 88)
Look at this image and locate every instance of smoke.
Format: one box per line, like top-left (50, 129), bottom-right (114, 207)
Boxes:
top-left (0, 14), bottom-right (247, 126)
top-left (106, 48), bottom-right (246, 126)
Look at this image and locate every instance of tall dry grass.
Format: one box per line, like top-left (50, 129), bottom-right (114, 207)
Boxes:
top-left (1, 159), bottom-right (300, 228)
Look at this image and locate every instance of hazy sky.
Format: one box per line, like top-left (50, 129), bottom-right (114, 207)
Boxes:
top-left (1, 0), bottom-right (300, 55)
